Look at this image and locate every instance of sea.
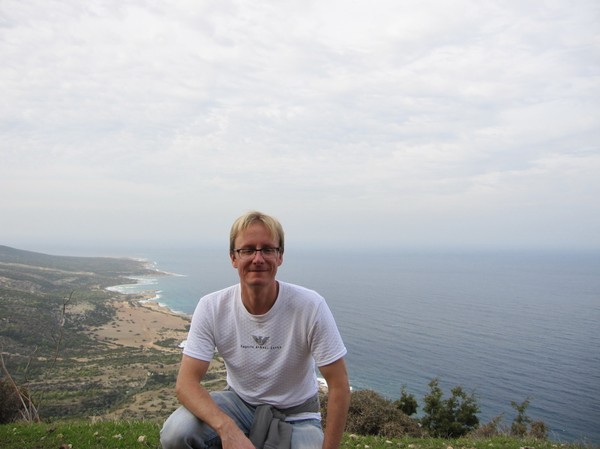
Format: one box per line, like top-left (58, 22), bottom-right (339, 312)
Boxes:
top-left (54, 245), bottom-right (600, 444)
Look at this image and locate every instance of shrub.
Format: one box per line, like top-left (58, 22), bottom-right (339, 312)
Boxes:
top-left (421, 378), bottom-right (479, 438)
top-left (0, 378), bottom-right (20, 423)
top-left (324, 389), bottom-right (423, 438)
top-left (468, 414), bottom-right (505, 438)
top-left (530, 420), bottom-right (548, 439)
top-left (394, 385), bottom-right (418, 416)
top-left (510, 398), bottom-right (547, 440)
top-left (510, 398), bottom-right (531, 437)
top-left (0, 377), bottom-right (34, 423)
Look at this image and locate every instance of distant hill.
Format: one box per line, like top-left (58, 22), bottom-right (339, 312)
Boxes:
top-left (0, 245), bottom-right (161, 359)
top-left (0, 245), bottom-right (163, 295)
top-left (0, 245), bottom-right (157, 278)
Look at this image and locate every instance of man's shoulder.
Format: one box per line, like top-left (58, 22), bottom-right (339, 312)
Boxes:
top-left (279, 281), bottom-right (324, 303)
top-left (199, 284), bottom-right (239, 305)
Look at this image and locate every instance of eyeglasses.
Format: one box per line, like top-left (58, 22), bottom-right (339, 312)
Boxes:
top-left (233, 247), bottom-right (280, 259)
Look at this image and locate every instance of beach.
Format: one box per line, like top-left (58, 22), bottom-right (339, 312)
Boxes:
top-left (89, 294), bottom-right (190, 351)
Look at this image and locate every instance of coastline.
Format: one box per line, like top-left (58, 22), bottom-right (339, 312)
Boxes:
top-left (96, 259), bottom-right (192, 350)
top-left (106, 261), bottom-right (190, 316)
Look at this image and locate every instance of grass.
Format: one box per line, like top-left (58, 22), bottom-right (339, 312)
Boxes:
top-left (0, 421), bottom-right (595, 449)
top-left (0, 421), bottom-right (161, 449)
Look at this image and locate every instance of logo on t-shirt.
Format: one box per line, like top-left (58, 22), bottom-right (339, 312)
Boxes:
top-left (252, 335), bottom-right (269, 346)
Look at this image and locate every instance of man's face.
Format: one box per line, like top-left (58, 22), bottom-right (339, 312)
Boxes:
top-left (230, 222), bottom-right (283, 288)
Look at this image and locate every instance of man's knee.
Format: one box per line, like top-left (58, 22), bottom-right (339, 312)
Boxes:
top-left (160, 406), bottom-right (205, 449)
top-left (160, 392), bottom-right (252, 448)
top-left (159, 423), bottom-right (179, 449)
top-left (290, 420), bottom-right (324, 449)
top-left (160, 411), bottom-right (182, 449)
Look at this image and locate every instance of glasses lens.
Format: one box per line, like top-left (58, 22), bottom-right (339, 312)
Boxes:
top-left (237, 248), bottom-right (278, 259)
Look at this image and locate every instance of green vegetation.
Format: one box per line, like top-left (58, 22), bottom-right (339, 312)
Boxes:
top-left (395, 385), bottom-right (418, 416)
top-left (421, 378), bottom-right (479, 438)
top-left (0, 420), bottom-right (593, 449)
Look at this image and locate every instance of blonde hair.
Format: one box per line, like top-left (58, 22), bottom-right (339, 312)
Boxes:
top-left (229, 211), bottom-right (285, 253)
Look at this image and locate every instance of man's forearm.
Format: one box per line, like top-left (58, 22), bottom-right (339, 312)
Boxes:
top-left (322, 386), bottom-right (351, 449)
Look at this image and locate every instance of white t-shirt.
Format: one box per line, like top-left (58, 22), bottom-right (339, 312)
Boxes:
top-left (184, 281), bottom-right (347, 410)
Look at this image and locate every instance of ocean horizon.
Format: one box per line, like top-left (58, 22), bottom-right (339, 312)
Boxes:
top-left (43, 245), bottom-right (600, 444)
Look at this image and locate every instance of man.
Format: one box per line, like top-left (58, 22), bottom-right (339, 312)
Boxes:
top-left (160, 211), bottom-right (350, 449)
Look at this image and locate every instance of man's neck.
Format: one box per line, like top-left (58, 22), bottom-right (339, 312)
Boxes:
top-left (240, 281), bottom-right (279, 315)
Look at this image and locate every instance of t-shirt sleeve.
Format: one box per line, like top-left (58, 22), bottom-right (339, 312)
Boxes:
top-left (309, 300), bottom-right (347, 367)
top-left (183, 296), bottom-right (217, 361)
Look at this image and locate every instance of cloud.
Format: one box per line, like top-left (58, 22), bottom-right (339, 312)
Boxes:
top-left (1, 0), bottom-right (599, 250)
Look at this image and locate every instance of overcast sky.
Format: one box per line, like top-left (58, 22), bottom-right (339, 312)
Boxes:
top-left (2, 0), bottom-right (599, 252)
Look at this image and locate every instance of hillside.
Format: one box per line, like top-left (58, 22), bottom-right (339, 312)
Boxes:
top-left (0, 245), bottom-right (159, 291)
top-left (0, 245), bottom-right (214, 422)
top-left (0, 245), bottom-right (159, 355)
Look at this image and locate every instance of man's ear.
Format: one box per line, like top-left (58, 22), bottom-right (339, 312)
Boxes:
top-left (230, 251), bottom-right (238, 268)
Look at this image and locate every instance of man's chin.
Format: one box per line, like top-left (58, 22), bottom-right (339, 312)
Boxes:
top-left (244, 274), bottom-right (275, 286)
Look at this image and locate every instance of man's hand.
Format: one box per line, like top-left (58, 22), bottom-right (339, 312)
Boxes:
top-left (218, 420), bottom-right (256, 449)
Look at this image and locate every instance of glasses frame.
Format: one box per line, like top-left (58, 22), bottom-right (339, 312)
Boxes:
top-left (233, 247), bottom-right (281, 259)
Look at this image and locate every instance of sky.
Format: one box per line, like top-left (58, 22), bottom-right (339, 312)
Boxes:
top-left (2, 0), bottom-right (599, 253)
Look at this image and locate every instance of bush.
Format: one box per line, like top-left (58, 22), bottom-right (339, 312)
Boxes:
top-left (510, 398), bottom-right (547, 440)
top-left (324, 389), bottom-right (423, 438)
top-left (0, 377), bottom-right (32, 423)
top-left (530, 420), bottom-right (548, 439)
top-left (467, 399), bottom-right (548, 441)
top-left (394, 386), bottom-right (418, 416)
top-left (510, 398), bottom-right (531, 436)
top-left (421, 378), bottom-right (479, 438)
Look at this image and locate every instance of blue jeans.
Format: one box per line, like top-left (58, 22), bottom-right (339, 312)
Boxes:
top-left (160, 391), bottom-right (324, 449)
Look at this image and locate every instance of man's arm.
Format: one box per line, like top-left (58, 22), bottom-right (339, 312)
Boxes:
top-left (319, 357), bottom-right (351, 449)
top-left (175, 354), bottom-right (255, 449)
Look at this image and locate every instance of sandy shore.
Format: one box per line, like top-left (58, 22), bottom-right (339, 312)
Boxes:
top-left (89, 294), bottom-right (190, 352)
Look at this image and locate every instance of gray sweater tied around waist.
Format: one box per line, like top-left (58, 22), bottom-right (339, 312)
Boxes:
top-left (231, 389), bottom-right (321, 449)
